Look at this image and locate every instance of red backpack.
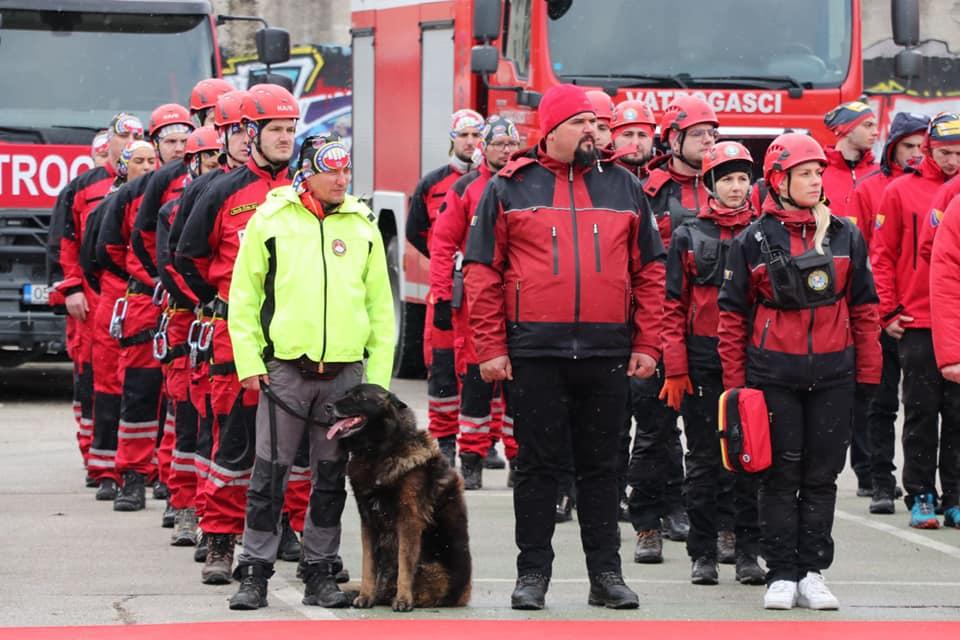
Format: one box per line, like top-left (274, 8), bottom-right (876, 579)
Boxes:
top-left (718, 388), bottom-right (772, 473)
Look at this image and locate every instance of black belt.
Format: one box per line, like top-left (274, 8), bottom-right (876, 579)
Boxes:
top-left (281, 356), bottom-right (359, 380)
top-left (158, 342), bottom-right (191, 364)
top-left (119, 329), bottom-right (154, 348)
top-left (210, 297), bottom-right (228, 319)
top-left (209, 361), bottom-right (236, 376)
top-left (127, 278), bottom-right (154, 296)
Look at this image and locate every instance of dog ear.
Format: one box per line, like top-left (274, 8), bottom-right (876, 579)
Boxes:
top-left (387, 391), bottom-right (408, 410)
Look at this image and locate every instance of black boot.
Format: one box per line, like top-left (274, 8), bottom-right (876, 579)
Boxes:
top-left (511, 573), bottom-right (549, 610)
top-left (460, 452), bottom-right (483, 490)
top-left (735, 553), bottom-right (765, 585)
top-left (588, 572), bottom-right (639, 609)
top-left (438, 435), bottom-right (456, 467)
top-left (113, 471), bottom-right (146, 512)
top-left (555, 492), bottom-right (574, 523)
top-left (153, 481), bottom-right (170, 500)
top-left (483, 443), bottom-right (506, 469)
top-left (716, 530), bottom-right (736, 564)
top-left (661, 508), bottom-right (690, 541)
top-left (194, 531), bottom-right (208, 563)
top-left (161, 501), bottom-right (176, 528)
top-left (302, 562), bottom-right (351, 607)
top-left (278, 514), bottom-right (302, 562)
top-left (228, 564), bottom-right (272, 610)
top-left (95, 478), bottom-right (118, 501)
top-left (618, 492), bottom-right (630, 523)
top-left (85, 474), bottom-right (98, 488)
top-left (870, 488), bottom-right (896, 515)
top-left (507, 460), bottom-right (516, 488)
top-left (691, 557), bottom-right (719, 585)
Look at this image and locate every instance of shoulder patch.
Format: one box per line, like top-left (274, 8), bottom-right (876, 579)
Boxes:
top-left (230, 202), bottom-right (259, 216)
top-left (875, 213), bottom-right (885, 229)
top-left (931, 208), bottom-right (944, 228)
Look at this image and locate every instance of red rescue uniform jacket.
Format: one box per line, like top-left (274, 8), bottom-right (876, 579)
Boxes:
top-left (405, 161), bottom-right (470, 258)
top-left (930, 195), bottom-right (960, 368)
top-left (131, 160), bottom-right (188, 287)
top-left (55, 165), bottom-right (116, 297)
top-left (95, 174), bottom-right (153, 287)
top-left (822, 146), bottom-right (879, 226)
top-left (917, 174), bottom-right (960, 264)
top-left (642, 153), bottom-right (710, 250)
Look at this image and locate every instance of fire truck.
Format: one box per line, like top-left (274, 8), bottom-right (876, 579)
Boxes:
top-left (0, 0), bottom-right (287, 368)
top-left (351, 0), bottom-right (920, 377)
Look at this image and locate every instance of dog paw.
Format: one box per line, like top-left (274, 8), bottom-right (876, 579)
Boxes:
top-left (392, 595), bottom-right (414, 612)
top-left (353, 593), bottom-right (376, 609)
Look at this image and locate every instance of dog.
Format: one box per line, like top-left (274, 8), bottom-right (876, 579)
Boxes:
top-left (326, 383), bottom-right (472, 612)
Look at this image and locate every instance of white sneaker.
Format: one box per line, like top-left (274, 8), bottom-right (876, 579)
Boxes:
top-left (797, 572), bottom-right (839, 610)
top-left (763, 580), bottom-right (798, 610)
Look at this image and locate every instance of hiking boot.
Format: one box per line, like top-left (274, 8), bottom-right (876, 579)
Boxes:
top-left (944, 506), bottom-right (960, 528)
top-left (228, 564), bottom-right (272, 610)
top-left (717, 530), bottom-right (736, 564)
top-left (438, 435), bottom-right (456, 468)
top-left (278, 514), bottom-right (301, 562)
top-left (113, 471), bottom-right (146, 512)
top-left (588, 572), bottom-right (639, 609)
top-left (95, 478), bottom-right (118, 501)
top-left (336, 567), bottom-right (350, 583)
top-left (460, 452), bottom-right (483, 490)
top-left (661, 509), bottom-right (690, 542)
top-left (161, 502), bottom-right (176, 528)
top-left (633, 529), bottom-right (663, 564)
top-left (85, 474), bottom-right (98, 488)
top-left (869, 490), bottom-right (895, 515)
top-left (201, 533), bottom-right (235, 584)
top-left (507, 461), bottom-right (516, 488)
top-left (194, 531), bottom-right (208, 562)
top-left (763, 580), bottom-right (798, 610)
top-left (302, 564), bottom-right (351, 607)
top-left (153, 481), bottom-right (170, 500)
top-left (856, 485), bottom-right (872, 498)
top-left (735, 553), bottom-right (765, 585)
top-left (909, 493), bottom-right (940, 529)
top-left (555, 492), bottom-right (574, 523)
top-left (511, 573), bottom-right (549, 610)
top-left (690, 557), bottom-right (719, 585)
top-left (483, 444), bottom-right (506, 469)
top-left (171, 508), bottom-right (198, 546)
top-left (797, 571), bottom-right (839, 610)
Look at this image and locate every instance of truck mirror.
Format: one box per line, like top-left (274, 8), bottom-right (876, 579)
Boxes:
top-left (473, 0), bottom-right (501, 41)
top-left (547, 0), bottom-right (573, 20)
top-left (471, 45), bottom-right (499, 75)
top-left (517, 90), bottom-right (542, 109)
top-left (894, 48), bottom-right (921, 79)
top-left (891, 0), bottom-right (919, 47)
top-left (248, 71), bottom-right (295, 93)
top-left (255, 27), bottom-right (290, 65)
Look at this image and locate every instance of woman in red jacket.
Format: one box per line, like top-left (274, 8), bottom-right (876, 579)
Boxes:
top-left (659, 142), bottom-right (762, 586)
top-left (718, 133), bottom-right (881, 611)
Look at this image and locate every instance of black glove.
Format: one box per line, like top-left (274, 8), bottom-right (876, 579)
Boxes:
top-left (433, 299), bottom-right (452, 330)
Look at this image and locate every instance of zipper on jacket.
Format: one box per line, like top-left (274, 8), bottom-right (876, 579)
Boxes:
top-left (551, 226), bottom-right (559, 275)
top-left (593, 223), bottom-right (601, 272)
top-left (568, 167), bottom-right (583, 344)
top-left (689, 303), bottom-right (697, 336)
top-left (693, 175), bottom-right (701, 212)
top-left (759, 318), bottom-right (771, 350)
top-left (514, 280), bottom-right (520, 324)
top-left (912, 213), bottom-right (918, 270)
top-left (317, 217), bottom-right (328, 360)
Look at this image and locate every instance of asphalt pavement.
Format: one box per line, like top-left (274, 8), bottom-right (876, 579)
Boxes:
top-left (1, 363), bottom-right (959, 627)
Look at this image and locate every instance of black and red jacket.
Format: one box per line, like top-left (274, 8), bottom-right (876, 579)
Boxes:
top-left (463, 145), bottom-right (666, 362)
top-left (130, 160), bottom-right (188, 286)
top-left (95, 174), bottom-right (153, 287)
top-left (871, 155), bottom-right (950, 329)
top-left (822, 145), bottom-right (879, 224)
top-left (662, 200), bottom-right (754, 377)
top-left (176, 158), bottom-right (289, 303)
top-left (642, 153), bottom-right (710, 250)
top-left (54, 165), bottom-right (116, 297)
top-left (405, 161), bottom-right (470, 258)
top-left (929, 194), bottom-right (960, 368)
top-left (164, 168), bottom-right (225, 306)
top-left (717, 198), bottom-right (881, 390)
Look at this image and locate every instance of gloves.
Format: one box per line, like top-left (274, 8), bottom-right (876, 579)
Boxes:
top-left (433, 299), bottom-right (452, 331)
top-left (658, 374), bottom-right (693, 412)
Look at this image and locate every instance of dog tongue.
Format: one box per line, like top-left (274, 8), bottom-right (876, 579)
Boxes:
top-left (327, 416), bottom-right (361, 440)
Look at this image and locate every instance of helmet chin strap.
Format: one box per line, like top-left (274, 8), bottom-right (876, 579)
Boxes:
top-left (674, 130), bottom-right (702, 172)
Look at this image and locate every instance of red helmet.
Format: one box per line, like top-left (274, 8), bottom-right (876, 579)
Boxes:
top-left (246, 84), bottom-right (300, 122)
top-left (659, 95), bottom-right (719, 143)
top-left (148, 103), bottom-right (193, 137)
top-left (762, 132), bottom-right (826, 186)
top-left (702, 141), bottom-right (754, 192)
top-left (611, 100), bottom-right (656, 131)
top-left (189, 78), bottom-right (235, 113)
top-left (184, 126), bottom-right (221, 157)
top-left (214, 90), bottom-right (252, 128)
top-left (586, 90), bottom-right (614, 123)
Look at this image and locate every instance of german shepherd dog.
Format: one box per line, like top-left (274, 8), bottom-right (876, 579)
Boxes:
top-left (326, 383), bottom-right (472, 611)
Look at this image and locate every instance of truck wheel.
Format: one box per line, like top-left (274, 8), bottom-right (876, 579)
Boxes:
top-left (386, 234), bottom-right (426, 379)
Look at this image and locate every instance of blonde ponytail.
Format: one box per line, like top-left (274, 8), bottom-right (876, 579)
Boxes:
top-left (811, 201), bottom-right (832, 255)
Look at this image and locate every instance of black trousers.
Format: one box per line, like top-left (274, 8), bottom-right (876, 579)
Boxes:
top-left (759, 384), bottom-right (852, 583)
top-left (510, 356), bottom-right (628, 578)
top-left (898, 329), bottom-right (960, 509)
top-left (626, 366), bottom-right (685, 530)
top-left (868, 332), bottom-right (901, 492)
top-left (850, 390), bottom-right (872, 490)
top-left (682, 371), bottom-right (760, 560)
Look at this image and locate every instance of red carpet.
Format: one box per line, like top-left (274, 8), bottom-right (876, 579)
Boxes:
top-left (1, 620), bottom-right (958, 640)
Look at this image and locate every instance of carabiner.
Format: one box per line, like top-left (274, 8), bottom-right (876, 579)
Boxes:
top-left (187, 319), bottom-right (202, 368)
top-left (152, 281), bottom-right (165, 307)
top-left (197, 320), bottom-right (216, 352)
top-left (109, 297), bottom-right (128, 340)
top-left (152, 332), bottom-right (169, 361)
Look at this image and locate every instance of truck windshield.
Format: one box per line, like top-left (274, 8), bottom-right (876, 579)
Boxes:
top-left (0, 10), bottom-right (215, 130)
top-left (546, 0), bottom-right (852, 89)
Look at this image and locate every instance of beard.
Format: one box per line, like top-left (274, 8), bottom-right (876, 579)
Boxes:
top-left (573, 137), bottom-right (597, 168)
top-left (454, 149), bottom-right (475, 164)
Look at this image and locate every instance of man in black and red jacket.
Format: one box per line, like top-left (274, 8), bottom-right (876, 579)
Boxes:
top-left (464, 84), bottom-right (665, 611)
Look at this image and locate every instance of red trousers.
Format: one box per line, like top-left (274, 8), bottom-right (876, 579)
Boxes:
top-left (88, 279), bottom-right (124, 481)
top-left (424, 296), bottom-right (459, 440)
top-left (73, 286), bottom-right (98, 466)
top-left (164, 309), bottom-right (201, 510)
top-left (191, 361), bottom-right (214, 519)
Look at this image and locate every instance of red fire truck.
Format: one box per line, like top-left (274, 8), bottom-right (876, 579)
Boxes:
top-left (0, 0), bottom-right (286, 367)
top-left (352, 0), bottom-right (918, 377)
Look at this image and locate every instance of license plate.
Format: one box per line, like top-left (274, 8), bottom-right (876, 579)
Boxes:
top-left (23, 283), bottom-right (50, 305)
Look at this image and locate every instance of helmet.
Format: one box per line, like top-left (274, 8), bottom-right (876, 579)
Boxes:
top-left (189, 78), bottom-right (235, 113)
top-left (91, 130), bottom-right (111, 155)
top-left (246, 84), bottom-right (301, 122)
top-left (184, 126), bottom-right (221, 157)
top-left (148, 103), bottom-right (193, 138)
top-left (926, 112), bottom-right (960, 148)
top-left (450, 108), bottom-right (484, 137)
top-left (586, 90), bottom-right (614, 123)
top-left (214, 90), bottom-right (252, 129)
top-left (611, 100), bottom-right (656, 131)
top-left (660, 95), bottom-right (719, 143)
top-left (701, 141), bottom-right (754, 192)
top-left (117, 140), bottom-right (155, 179)
top-left (762, 133), bottom-right (826, 185)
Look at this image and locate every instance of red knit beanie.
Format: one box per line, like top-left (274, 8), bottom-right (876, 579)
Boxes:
top-left (539, 84), bottom-right (595, 137)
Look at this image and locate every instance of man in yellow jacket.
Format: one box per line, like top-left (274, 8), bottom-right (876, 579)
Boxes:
top-left (226, 135), bottom-right (395, 611)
